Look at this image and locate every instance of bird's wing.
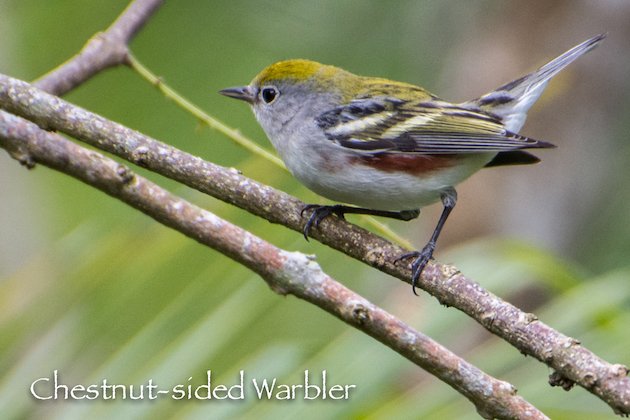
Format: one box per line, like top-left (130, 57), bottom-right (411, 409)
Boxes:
top-left (316, 97), bottom-right (554, 154)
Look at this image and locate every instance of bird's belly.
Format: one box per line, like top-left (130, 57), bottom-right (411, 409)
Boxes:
top-left (292, 153), bottom-right (495, 211)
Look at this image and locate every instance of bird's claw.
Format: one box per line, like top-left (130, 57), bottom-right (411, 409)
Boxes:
top-left (300, 205), bottom-right (346, 241)
top-left (395, 242), bottom-right (436, 295)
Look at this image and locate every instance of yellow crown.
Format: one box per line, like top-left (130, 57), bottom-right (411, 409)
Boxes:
top-left (251, 59), bottom-right (432, 101)
top-left (252, 59), bottom-right (343, 86)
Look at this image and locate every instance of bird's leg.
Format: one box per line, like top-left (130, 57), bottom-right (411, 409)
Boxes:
top-left (300, 204), bottom-right (420, 241)
top-left (396, 187), bottom-right (457, 295)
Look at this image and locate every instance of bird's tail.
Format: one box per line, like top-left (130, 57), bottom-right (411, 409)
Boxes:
top-left (465, 34), bottom-right (606, 132)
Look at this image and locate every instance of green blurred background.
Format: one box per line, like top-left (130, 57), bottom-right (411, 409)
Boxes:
top-left (1, 1), bottom-right (629, 419)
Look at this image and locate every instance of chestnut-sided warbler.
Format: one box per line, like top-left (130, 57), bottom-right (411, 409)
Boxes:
top-left (220, 34), bottom-right (604, 293)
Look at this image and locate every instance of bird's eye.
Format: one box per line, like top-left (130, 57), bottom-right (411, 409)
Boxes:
top-left (260, 86), bottom-right (279, 104)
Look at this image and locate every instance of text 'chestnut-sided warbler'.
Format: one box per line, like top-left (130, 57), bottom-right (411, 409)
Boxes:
top-left (220, 34), bottom-right (605, 293)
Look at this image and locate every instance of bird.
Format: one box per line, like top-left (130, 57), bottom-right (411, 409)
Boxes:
top-left (220, 34), bottom-right (605, 293)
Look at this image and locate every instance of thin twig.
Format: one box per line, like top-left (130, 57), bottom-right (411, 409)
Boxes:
top-left (0, 109), bottom-right (545, 419)
top-left (128, 54), bottom-right (285, 167)
top-left (1, 74), bottom-right (628, 415)
top-left (33, 0), bottom-right (163, 95)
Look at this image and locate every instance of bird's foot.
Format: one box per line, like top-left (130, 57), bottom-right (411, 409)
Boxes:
top-left (300, 204), bottom-right (348, 241)
top-left (395, 241), bottom-right (436, 295)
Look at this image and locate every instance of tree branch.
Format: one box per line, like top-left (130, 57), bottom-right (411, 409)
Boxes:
top-left (32, 0), bottom-right (163, 96)
top-left (0, 109), bottom-right (545, 419)
top-left (0, 74), bottom-right (628, 415)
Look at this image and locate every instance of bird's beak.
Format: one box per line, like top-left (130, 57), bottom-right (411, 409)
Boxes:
top-left (219, 86), bottom-right (256, 104)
